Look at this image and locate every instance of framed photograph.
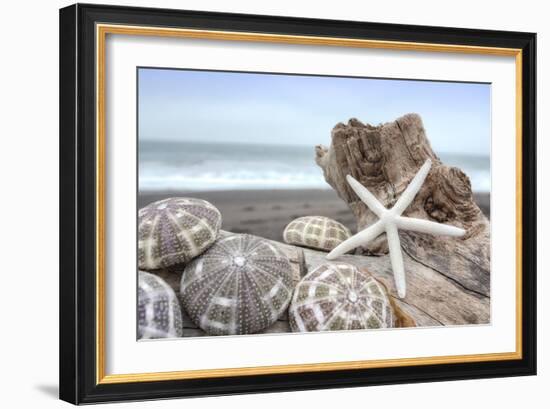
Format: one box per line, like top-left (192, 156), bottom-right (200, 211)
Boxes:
top-left (59, 3), bottom-right (536, 404)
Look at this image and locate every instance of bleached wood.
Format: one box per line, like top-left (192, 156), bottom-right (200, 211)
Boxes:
top-left (315, 113), bottom-right (490, 319)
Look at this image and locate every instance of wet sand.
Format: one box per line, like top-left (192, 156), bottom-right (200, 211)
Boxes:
top-left (138, 189), bottom-right (490, 242)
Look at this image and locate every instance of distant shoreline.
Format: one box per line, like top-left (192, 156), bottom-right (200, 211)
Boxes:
top-left (139, 189), bottom-right (490, 242)
top-left (139, 140), bottom-right (491, 193)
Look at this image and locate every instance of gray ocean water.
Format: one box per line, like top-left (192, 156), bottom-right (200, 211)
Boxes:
top-left (139, 140), bottom-right (490, 192)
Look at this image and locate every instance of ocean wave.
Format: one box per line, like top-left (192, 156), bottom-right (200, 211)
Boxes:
top-left (139, 167), bottom-right (490, 192)
top-left (138, 142), bottom-right (490, 192)
top-left (139, 168), bottom-right (331, 191)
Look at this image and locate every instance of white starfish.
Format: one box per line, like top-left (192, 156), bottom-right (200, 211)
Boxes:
top-left (326, 159), bottom-right (465, 298)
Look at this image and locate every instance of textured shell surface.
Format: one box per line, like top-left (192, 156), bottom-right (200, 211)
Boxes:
top-left (181, 234), bottom-right (294, 336)
top-left (283, 216), bottom-right (352, 252)
top-left (138, 271), bottom-right (183, 339)
top-left (289, 263), bottom-right (394, 332)
top-left (138, 197), bottom-right (222, 270)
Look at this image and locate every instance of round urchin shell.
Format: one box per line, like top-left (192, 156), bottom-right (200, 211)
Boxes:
top-left (289, 263), bottom-right (394, 332)
top-left (283, 216), bottom-right (352, 252)
top-left (180, 234), bottom-right (294, 335)
top-left (138, 197), bottom-right (222, 270)
top-left (138, 271), bottom-right (183, 339)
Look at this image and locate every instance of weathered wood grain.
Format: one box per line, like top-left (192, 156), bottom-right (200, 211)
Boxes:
top-left (301, 246), bottom-right (489, 326)
top-left (315, 113), bottom-right (489, 255)
top-left (314, 113), bottom-right (490, 304)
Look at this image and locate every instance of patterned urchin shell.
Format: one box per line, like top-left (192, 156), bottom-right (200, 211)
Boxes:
top-left (289, 263), bottom-right (394, 332)
top-left (138, 197), bottom-right (222, 270)
top-left (283, 216), bottom-right (352, 252)
top-left (180, 234), bottom-right (294, 335)
top-left (138, 271), bottom-right (183, 339)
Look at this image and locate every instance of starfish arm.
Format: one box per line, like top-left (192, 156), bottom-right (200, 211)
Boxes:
top-left (385, 223), bottom-right (407, 298)
top-left (326, 220), bottom-right (385, 260)
top-left (396, 216), bottom-right (466, 237)
top-left (392, 159), bottom-right (432, 215)
top-left (346, 175), bottom-right (387, 218)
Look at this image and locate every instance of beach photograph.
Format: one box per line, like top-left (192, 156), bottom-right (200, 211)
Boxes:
top-left (137, 68), bottom-right (491, 339)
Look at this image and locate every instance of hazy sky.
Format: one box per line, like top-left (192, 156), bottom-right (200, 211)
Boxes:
top-left (138, 68), bottom-right (491, 156)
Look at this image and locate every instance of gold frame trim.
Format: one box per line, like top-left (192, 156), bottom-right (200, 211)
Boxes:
top-left (96, 23), bottom-right (523, 385)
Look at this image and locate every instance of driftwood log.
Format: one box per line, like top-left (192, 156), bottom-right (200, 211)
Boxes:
top-left (157, 231), bottom-right (488, 336)
top-left (314, 113), bottom-right (490, 313)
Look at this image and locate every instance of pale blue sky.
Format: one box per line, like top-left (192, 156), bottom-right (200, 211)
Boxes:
top-left (138, 68), bottom-right (491, 156)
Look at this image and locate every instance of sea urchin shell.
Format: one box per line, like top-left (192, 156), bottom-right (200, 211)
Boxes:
top-left (180, 234), bottom-right (294, 335)
top-left (283, 216), bottom-right (352, 252)
top-left (289, 263), bottom-right (394, 332)
top-left (138, 270), bottom-right (183, 339)
top-left (138, 197), bottom-right (222, 270)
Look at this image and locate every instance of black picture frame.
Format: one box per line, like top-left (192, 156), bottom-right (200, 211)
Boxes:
top-left (59, 3), bottom-right (536, 404)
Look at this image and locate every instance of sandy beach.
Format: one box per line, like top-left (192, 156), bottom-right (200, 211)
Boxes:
top-left (139, 189), bottom-right (490, 242)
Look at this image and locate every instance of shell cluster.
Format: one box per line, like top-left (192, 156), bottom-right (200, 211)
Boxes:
top-left (137, 196), bottom-right (398, 338)
top-left (283, 216), bottom-right (352, 252)
top-left (138, 197), bottom-right (222, 270)
top-left (180, 234), bottom-right (294, 335)
top-left (289, 263), bottom-right (394, 332)
top-left (138, 270), bottom-right (183, 339)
